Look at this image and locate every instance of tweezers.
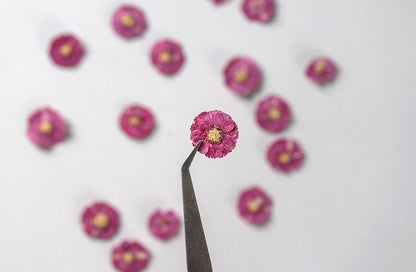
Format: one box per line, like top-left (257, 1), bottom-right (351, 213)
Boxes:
top-left (181, 141), bottom-right (213, 272)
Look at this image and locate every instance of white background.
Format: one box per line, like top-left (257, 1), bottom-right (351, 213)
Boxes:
top-left (0, 0), bottom-right (415, 271)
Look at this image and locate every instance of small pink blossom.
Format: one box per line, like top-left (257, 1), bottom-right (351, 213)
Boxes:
top-left (148, 209), bottom-right (180, 240)
top-left (242, 0), bottom-right (275, 23)
top-left (255, 95), bottom-right (291, 132)
top-left (223, 57), bottom-right (261, 96)
top-left (49, 34), bottom-right (84, 67)
top-left (27, 107), bottom-right (67, 149)
top-left (267, 138), bottom-right (304, 173)
top-left (81, 201), bottom-right (120, 240)
top-left (305, 57), bottom-right (337, 85)
top-left (112, 5), bottom-right (147, 39)
top-left (238, 186), bottom-right (272, 225)
top-left (119, 104), bottom-right (155, 139)
top-left (112, 240), bottom-right (151, 272)
top-left (150, 39), bottom-right (185, 75)
top-left (190, 110), bottom-right (239, 158)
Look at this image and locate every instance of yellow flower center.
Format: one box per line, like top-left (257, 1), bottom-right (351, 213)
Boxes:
top-left (314, 60), bottom-right (326, 75)
top-left (158, 51), bottom-right (172, 63)
top-left (278, 152), bottom-right (291, 164)
top-left (247, 198), bottom-right (263, 213)
top-left (59, 43), bottom-right (73, 57)
top-left (267, 107), bottom-right (281, 120)
top-left (253, 0), bottom-right (263, 9)
top-left (122, 252), bottom-right (135, 264)
top-left (233, 68), bottom-right (248, 83)
top-left (38, 120), bottom-right (53, 134)
top-left (207, 128), bottom-right (222, 143)
top-left (121, 13), bottom-right (135, 28)
top-left (128, 116), bottom-right (141, 127)
top-left (91, 212), bottom-right (109, 229)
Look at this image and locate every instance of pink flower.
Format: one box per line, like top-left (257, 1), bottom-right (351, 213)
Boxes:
top-left (112, 5), bottom-right (147, 39)
top-left (255, 95), bottom-right (291, 132)
top-left (210, 0), bottom-right (228, 4)
top-left (150, 39), bottom-right (185, 75)
top-left (238, 186), bottom-right (272, 225)
top-left (112, 240), bottom-right (151, 272)
top-left (119, 104), bottom-right (155, 139)
top-left (242, 0), bottom-right (275, 23)
top-left (305, 57), bottom-right (337, 85)
top-left (49, 34), bottom-right (84, 67)
top-left (267, 138), bottom-right (304, 173)
top-left (148, 209), bottom-right (180, 240)
top-left (27, 107), bottom-right (67, 149)
top-left (81, 201), bottom-right (120, 240)
top-left (190, 110), bottom-right (239, 158)
top-left (223, 57), bottom-right (261, 96)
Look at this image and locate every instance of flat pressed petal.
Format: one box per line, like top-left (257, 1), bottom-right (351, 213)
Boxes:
top-left (190, 110), bottom-right (239, 158)
top-left (49, 34), bottom-right (84, 67)
top-left (112, 5), bottom-right (147, 39)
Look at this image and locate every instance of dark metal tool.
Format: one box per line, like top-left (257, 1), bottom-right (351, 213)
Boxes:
top-left (181, 141), bottom-right (213, 272)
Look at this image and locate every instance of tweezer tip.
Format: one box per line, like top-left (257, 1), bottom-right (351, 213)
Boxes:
top-left (182, 141), bottom-right (202, 171)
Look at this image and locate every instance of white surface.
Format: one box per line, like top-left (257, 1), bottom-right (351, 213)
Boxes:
top-left (0, 0), bottom-right (415, 271)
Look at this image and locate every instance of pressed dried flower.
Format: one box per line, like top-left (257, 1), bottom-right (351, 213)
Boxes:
top-left (190, 110), bottom-right (239, 158)
top-left (255, 95), bottom-right (291, 132)
top-left (148, 209), bottom-right (180, 240)
top-left (119, 104), bottom-right (155, 139)
top-left (81, 201), bottom-right (120, 240)
top-left (238, 186), bottom-right (272, 225)
top-left (49, 34), bottom-right (84, 67)
top-left (267, 138), bottom-right (304, 173)
top-left (305, 57), bottom-right (337, 85)
top-left (112, 240), bottom-right (150, 272)
top-left (150, 39), bottom-right (185, 75)
top-left (223, 57), bottom-right (261, 96)
top-left (112, 5), bottom-right (147, 39)
top-left (27, 107), bottom-right (67, 149)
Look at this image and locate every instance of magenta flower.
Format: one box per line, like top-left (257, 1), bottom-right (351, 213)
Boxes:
top-left (112, 240), bottom-right (150, 272)
top-left (267, 138), bottom-right (304, 173)
top-left (223, 57), bottom-right (261, 96)
top-left (112, 5), bottom-right (147, 39)
top-left (242, 0), bottom-right (275, 23)
top-left (148, 209), bottom-right (180, 240)
top-left (119, 104), bottom-right (155, 139)
top-left (190, 110), bottom-right (239, 158)
top-left (255, 95), bottom-right (291, 132)
top-left (305, 57), bottom-right (337, 85)
top-left (49, 34), bottom-right (84, 67)
top-left (81, 201), bottom-right (120, 240)
top-left (27, 107), bottom-right (67, 149)
top-left (150, 39), bottom-right (185, 75)
top-left (238, 186), bottom-right (272, 225)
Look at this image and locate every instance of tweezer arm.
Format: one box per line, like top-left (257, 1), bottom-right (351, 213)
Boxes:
top-left (181, 141), bottom-right (213, 272)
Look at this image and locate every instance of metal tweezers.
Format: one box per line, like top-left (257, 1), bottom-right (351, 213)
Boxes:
top-left (181, 141), bottom-right (213, 272)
